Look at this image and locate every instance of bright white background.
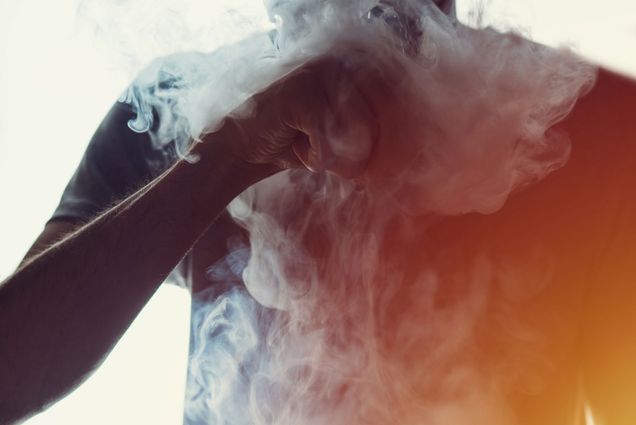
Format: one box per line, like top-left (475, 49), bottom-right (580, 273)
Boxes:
top-left (0, 0), bottom-right (634, 423)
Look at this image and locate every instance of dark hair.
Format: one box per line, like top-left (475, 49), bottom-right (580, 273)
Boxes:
top-left (367, 0), bottom-right (456, 56)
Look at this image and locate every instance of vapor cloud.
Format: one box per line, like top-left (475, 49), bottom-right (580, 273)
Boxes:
top-left (118, 1), bottom-right (596, 423)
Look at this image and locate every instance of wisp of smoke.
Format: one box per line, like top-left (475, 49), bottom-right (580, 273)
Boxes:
top-left (121, 0), bottom-right (596, 423)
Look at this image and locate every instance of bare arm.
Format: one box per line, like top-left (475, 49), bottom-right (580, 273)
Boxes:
top-left (0, 55), bottom-right (384, 424)
top-left (0, 131), bottom-right (271, 423)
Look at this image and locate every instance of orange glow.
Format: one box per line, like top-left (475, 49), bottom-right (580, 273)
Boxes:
top-left (586, 405), bottom-right (598, 425)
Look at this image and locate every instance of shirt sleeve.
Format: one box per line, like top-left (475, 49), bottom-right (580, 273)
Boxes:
top-left (51, 101), bottom-right (176, 223)
top-left (49, 99), bottom-right (187, 286)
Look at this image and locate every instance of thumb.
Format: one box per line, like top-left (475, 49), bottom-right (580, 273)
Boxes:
top-left (292, 123), bottom-right (329, 173)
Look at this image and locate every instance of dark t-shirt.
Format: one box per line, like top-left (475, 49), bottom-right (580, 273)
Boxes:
top-left (50, 98), bottom-right (246, 290)
top-left (51, 101), bottom-right (177, 223)
top-left (49, 100), bottom-right (200, 287)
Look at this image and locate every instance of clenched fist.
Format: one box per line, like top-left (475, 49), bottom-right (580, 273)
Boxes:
top-left (202, 46), bottom-right (408, 183)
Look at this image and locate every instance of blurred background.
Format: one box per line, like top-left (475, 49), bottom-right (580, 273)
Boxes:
top-left (0, 0), bottom-right (634, 423)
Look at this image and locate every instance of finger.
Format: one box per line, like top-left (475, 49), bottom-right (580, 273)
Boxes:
top-left (288, 91), bottom-right (331, 173)
top-left (291, 133), bottom-right (313, 171)
top-left (278, 132), bottom-right (311, 170)
top-left (319, 62), bottom-right (379, 179)
top-left (285, 57), bottom-right (378, 178)
top-left (326, 86), bottom-right (378, 178)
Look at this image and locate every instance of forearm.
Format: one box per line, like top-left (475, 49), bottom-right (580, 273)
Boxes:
top-left (0, 128), bottom-right (261, 423)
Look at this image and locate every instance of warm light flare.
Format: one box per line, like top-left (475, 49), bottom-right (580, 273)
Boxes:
top-left (585, 404), bottom-right (598, 425)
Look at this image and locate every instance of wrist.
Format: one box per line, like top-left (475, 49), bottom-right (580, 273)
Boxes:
top-left (188, 119), bottom-right (278, 200)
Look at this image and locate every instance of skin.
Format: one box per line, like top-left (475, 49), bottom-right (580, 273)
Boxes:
top-left (0, 56), bottom-right (381, 424)
top-left (1, 50), bottom-right (635, 425)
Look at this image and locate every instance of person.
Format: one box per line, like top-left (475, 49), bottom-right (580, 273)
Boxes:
top-left (0, 44), bottom-right (402, 422)
top-left (1, 4), bottom-right (636, 425)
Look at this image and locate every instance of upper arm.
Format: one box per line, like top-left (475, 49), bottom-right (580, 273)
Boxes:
top-left (51, 102), bottom-right (173, 224)
top-left (24, 101), bottom-right (174, 266)
top-left (558, 69), bottom-right (636, 423)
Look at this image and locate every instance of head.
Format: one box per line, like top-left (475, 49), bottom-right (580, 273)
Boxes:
top-left (368, 0), bottom-right (456, 56)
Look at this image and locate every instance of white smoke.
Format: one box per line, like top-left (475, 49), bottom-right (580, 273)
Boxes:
top-left (118, 0), bottom-right (596, 423)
